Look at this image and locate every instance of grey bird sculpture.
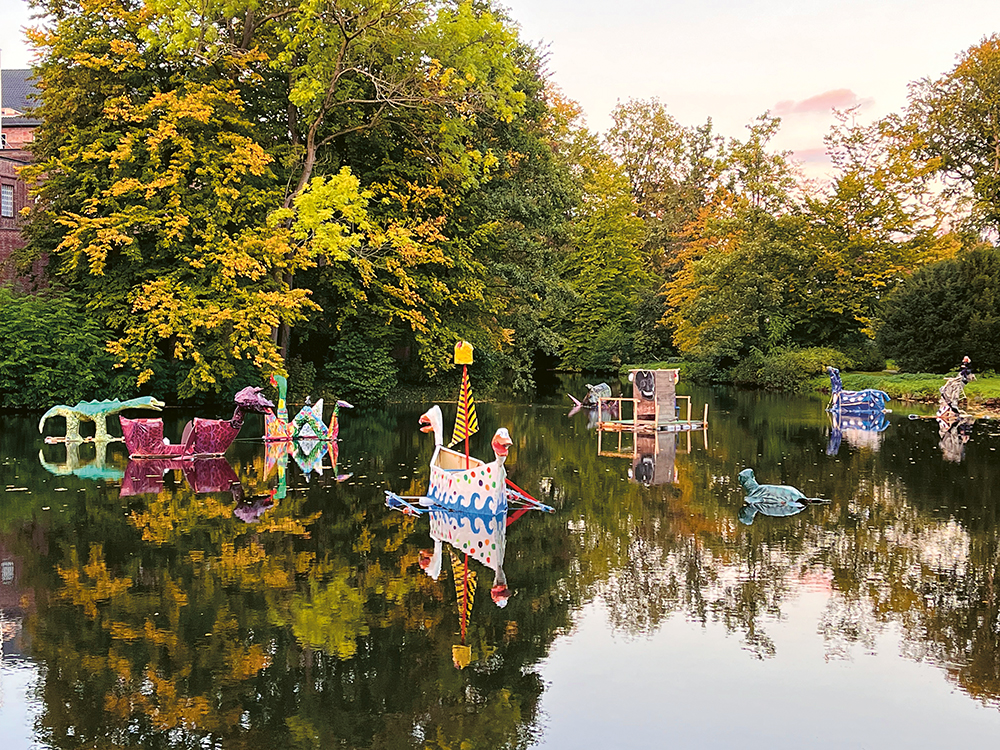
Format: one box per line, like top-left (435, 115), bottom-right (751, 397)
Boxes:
top-left (737, 468), bottom-right (829, 525)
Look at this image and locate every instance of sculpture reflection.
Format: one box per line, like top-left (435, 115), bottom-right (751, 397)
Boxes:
top-left (737, 468), bottom-right (830, 525)
top-left (826, 408), bottom-right (891, 456)
top-left (38, 440), bottom-right (125, 481)
top-left (417, 508), bottom-right (510, 669)
top-left (937, 413), bottom-right (975, 463)
top-left (120, 456), bottom-right (245, 504)
top-left (265, 435), bottom-right (352, 485)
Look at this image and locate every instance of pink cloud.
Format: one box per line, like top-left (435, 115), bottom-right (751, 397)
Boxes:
top-left (792, 146), bottom-right (830, 164)
top-left (773, 89), bottom-right (873, 116)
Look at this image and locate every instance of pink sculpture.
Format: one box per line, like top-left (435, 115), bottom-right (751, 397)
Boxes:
top-left (120, 386), bottom-right (274, 458)
top-left (120, 457), bottom-right (243, 501)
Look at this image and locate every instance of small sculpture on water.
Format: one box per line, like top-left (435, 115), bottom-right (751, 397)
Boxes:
top-left (737, 468), bottom-right (829, 525)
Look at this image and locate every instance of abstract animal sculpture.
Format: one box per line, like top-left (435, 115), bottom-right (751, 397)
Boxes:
top-left (385, 405), bottom-right (552, 516)
top-left (568, 382), bottom-right (612, 410)
top-left (826, 367), bottom-right (890, 412)
top-left (39, 397), bottom-right (166, 443)
top-left (737, 468), bottom-right (829, 525)
top-left (264, 374), bottom-right (352, 441)
top-left (120, 386), bottom-right (273, 458)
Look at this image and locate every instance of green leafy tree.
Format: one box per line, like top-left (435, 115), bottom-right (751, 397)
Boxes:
top-left (0, 288), bottom-right (132, 406)
top-left (878, 245), bottom-right (1000, 372)
top-left (798, 110), bottom-right (961, 347)
top-left (23, 1), bottom-right (310, 396)
top-left (24, 0), bottom-right (534, 395)
top-left (663, 114), bottom-right (804, 362)
top-left (560, 135), bottom-right (650, 370)
top-left (908, 34), bottom-right (1000, 232)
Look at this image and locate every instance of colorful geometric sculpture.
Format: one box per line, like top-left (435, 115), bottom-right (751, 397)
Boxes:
top-left (264, 374), bottom-right (352, 442)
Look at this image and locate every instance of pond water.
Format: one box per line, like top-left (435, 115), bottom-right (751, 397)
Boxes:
top-left (2, 375), bottom-right (1000, 749)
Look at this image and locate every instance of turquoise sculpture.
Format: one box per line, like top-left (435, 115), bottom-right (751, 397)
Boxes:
top-left (39, 397), bottom-right (166, 443)
top-left (737, 468), bottom-right (829, 525)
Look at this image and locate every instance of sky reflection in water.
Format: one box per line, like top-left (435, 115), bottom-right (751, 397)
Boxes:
top-left (2, 376), bottom-right (1000, 748)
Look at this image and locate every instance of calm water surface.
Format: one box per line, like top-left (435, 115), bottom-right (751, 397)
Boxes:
top-left (2, 376), bottom-right (1000, 749)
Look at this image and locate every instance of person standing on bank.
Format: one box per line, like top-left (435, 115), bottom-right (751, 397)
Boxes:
top-left (959, 356), bottom-right (975, 384)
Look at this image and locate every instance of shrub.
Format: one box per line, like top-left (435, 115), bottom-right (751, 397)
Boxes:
top-left (0, 288), bottom-right (134, 408)
top-left (732, 347), bottom-right (853, 392)
top-left (322, 332), bottom-right (398, 405)
top-left (879, 246), bottom-right (1000, 372)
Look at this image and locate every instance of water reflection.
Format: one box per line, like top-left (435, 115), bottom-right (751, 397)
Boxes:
top-left (937, 413), bottom-right (975, 463)
top-left (4, 384), bottom-right (1000, 747)
top-left (121, 457), bottom-right (244, 500)
top-left (38, 440), bottom-right (125, 481)
top-left (416, 509), bottom-right (511, 669)
top-left (825, 408), bottom-right (891, 456)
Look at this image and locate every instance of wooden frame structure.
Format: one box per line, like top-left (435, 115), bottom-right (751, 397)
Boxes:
top-left (595, 369), bottom-right (708, 433)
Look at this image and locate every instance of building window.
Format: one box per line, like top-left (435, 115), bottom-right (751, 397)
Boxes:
top-left (1, 183), bottom-right (13, 217)
top-left (1, 560), bottom-right (13, 584)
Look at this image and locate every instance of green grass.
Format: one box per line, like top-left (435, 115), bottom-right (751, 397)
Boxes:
top-left (624, 358), bottom-right (1000, 405)
top-left (808, 371), bottom-right (1000, 403)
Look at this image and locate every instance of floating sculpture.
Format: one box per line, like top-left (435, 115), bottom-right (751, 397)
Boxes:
top-left (39, 396), bottom-right (165, 443)
top-left (263, 374), bottom-right (353, 442)
top-left (386, 405), bottom-right (550, 515)
top-left (568, 382), bottom-right (612, 411)
top-left (385, 342), bottom-right (552, 516)
top-left (120, 386), bottom-right (273, 458)
top-left (391, 404), bottom-right (513, 515)
top-left (826, 367), bottom-right (889, 412)
top-left (737, 468), bottom-right (829, 525)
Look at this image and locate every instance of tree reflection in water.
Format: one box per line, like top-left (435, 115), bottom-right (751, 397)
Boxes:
top-left (2, 386), bottom-right (1000, 747)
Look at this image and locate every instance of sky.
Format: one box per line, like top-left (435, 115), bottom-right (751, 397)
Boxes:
top-left (2, 0), bottom-right (998, 176)
top-left (500, 0), bottom-right (999, 176)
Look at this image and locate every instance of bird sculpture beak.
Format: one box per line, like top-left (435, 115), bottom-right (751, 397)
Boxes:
top-left (269, 374), bottom-right (277, 386)
top-left (419, 414), bottom-right (433, 433)
top-left (492, 433), bottom-right (512, 458)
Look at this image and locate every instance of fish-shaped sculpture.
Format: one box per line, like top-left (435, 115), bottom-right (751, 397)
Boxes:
top-left (737, 468), bottom-right (829, 525)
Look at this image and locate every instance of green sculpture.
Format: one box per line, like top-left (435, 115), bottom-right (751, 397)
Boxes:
top-left (39, 397), bottom-right (166, 443)
top-left (39, 443), bottom-right (125, 481)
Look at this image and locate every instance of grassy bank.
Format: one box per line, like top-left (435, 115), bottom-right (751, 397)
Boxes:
top-left (807, 371), bottom-right (1000, 405)
top-left (623, 356), bottom-right (1000, 406)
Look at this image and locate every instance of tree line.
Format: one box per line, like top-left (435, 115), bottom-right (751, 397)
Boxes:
top-left (4, 1), bottom-right (1000, 406)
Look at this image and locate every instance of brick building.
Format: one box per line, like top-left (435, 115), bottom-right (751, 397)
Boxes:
top-left (1, 68), bottom-right (42, 288)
